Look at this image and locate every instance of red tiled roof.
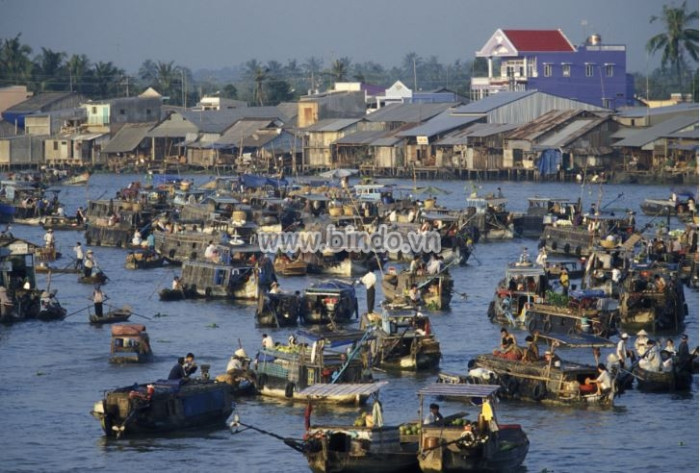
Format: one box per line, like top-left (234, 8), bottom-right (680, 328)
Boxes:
top-left (503, 30), bottom-right (575, 52)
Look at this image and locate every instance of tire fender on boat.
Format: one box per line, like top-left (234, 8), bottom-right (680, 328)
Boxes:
top-left (257, 373), bottom-right (267, 389)
top-left (551, 241), bottom-right (558, 251)
top-left (169, 249), bottom-right (176, 259)
top-left (205, 287), bottom-right (212, 298)
top-left (564, 243), bottom-right (571, 254)
top-left (575, 246), bottom-right (582, 257)
top-left (285, 382), bottom-right (295, 398)
top-left (532, 381), bottom-right (546, 401)
top-left (543, 320), bottom-right (553, 333)
top-left (527, 318), bottom-right (538, 333)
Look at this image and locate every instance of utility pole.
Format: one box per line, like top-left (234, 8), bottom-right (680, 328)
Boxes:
top-left (413, 58), bottom-right (418, 92)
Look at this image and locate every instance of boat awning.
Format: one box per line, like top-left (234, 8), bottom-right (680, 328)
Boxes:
top-left (298, 381), bottom-right (388, 398)
top-left (296, 328), bottom-right (368, 346)
top-left (418, 384), bottom-right (500, 399)
top-left (619, 233), bottom-right (643, 252)
top-left (537, 332), bottom-right (615, 348)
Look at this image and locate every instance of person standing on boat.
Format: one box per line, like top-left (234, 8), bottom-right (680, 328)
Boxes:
top-left (676, 334), bottom-right (692, 372)
top-left (43, 228), bottom-right (55, 249)
top-left (616, 333), bottom-right (630, 368)
top-left (559, 268), bottom-right (570, 297)
top-left (75, 206), bottom-right (85, 225)
top-left (84, 250), bottom-right (95, 277)
top-left (183, 353), bottom-right (197, 377)
top-left (356, 270), bottom-right (377, 313)
top-left (172, 276), bottom-right (183, 292)
top-left (73, 242), bottom-right (84, 270)
top-left (634, 330), bottom-right (650, 357)
top-left (92, 285), bottom-right (106, 318)
top-left (261, 333), bottom-right (274, 349)
top-left (535, 248), bottom-right (547, 267)
top-left (146, 232), bottom-right (155, 251)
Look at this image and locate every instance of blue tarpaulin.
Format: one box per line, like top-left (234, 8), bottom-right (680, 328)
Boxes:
top-left (240, 174), bottom-right (288, 189)
top-left (537, 149), bottom-right (562, 175)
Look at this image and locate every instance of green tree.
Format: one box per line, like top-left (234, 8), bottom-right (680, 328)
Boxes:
top-left (34, 47), bottom-right (67, 91)
top-left (647, 1), bottom-right (699, 91)
top-left (67, 54), bottom-right (90, 93)
top-left (88, 61), bottom-right (124, 99)
top-left (0, 34), bottom-right (33, 85)
top-left (303, 56), bottom-right (323, 93)
top-left (222, 84), bottom-right (237, 99)
top-left (329, 57), bottom-right (351, 83)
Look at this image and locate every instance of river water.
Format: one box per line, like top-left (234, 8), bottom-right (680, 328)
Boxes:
top-left (0, 174), bottom-right (697, 473)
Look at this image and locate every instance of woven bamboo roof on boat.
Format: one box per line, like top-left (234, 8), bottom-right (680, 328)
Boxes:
top-left (298, 381), bottom-right (388, 397)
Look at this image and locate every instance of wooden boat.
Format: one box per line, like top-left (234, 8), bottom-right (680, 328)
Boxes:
top-left (381, 269), bottom-right (453, 310)
top-left (34, 246), bottom-right (62, 262)
top-left (417, 384), bottom-right (529, 472)
top-left (487, 262), bottom-right (548, 326)
top-left (180, 260), bottom-right (259, 300)
top-left (35, 263), bottom-right (80, 274)
top-left (109, 324), bottom-right (153, 363)
top-left (255, 292), bottom-right (304, 327)
top-left (541, 216), bottom-right (635, 258)
top-left (90, 307), bottom-right (132, 325)
top-left (640, 192), bottom-right (695, 217)
top-left (36, 293), bottom-right (67, 321)
top-left (59, 171), bottom-right (90, 186)
top-left (289, 415), bottom-right (420, 473)
top-left (618, 267), bottom-right (687, 332)
top-left (79, 272), bottom-right (108, 285)
top-left (632, 352), bottom-right (694, 392)
top-left (214, 349), bottom-right (258, 396)
top-left (360, 308), bottom-right (441, 371)
top-left (545, 259), bottom-right (585, 280)
top-left (40, 215), bottom-right (85, 231)
top-left (84, 199), bottom-right (154, 248)
top-left (253, 329), bottom-right (377, 404)
top-left (90, 376), bottom-right (234, 438)
top-left (513, 197), bottom-right (579, 238)
top-left (302, 280), bottom-right (358, 325)
top-left (467, 347), bottom-right (618, 407)
top-left (125, 249), bottom-right (165, 270)
top-left (524, 299), bottom-right (619, 339)
top-left (273, 255), bottom-right (308, 276)
top-left (158, 287), bottom-right (197, 301)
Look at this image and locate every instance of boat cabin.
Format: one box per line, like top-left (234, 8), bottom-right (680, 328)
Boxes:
top-left (302, 280), bottom-right (358, 325)
top-left (354, 184), bottom-right (394, 203)
top-left (110, 324), bottom-right (153, 363)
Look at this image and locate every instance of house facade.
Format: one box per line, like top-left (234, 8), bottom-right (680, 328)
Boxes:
top-left (472, 29), bottom-right (634, 109)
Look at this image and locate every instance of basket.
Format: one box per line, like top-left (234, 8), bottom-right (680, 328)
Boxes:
top-left (424, 198), bottom-right (436, 209)
top-left (232, 210), bottom-right (247, 222)
top-left (329, 207), bottom-right (342, 217)
top-left (343, 205), bottom-right (355, 216)
top-left (599, 239), bottom-right (616, 249)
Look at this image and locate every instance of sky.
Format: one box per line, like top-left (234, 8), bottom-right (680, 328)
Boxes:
top-left (0, 0), bottom-right (692, 76)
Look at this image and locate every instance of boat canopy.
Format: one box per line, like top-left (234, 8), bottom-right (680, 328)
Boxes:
top-left (241, 174), bottom-right (288, 189)
top-left (298, 381), bottom-right (388, 398)
top-left (306, 280), bottom-right (356, 296)
top-left (296, 328), bottom-right (368, 347)
top-left (537, 332), bottom-right (615, 348)
top-left (418, 384), bottom-right (500, 399)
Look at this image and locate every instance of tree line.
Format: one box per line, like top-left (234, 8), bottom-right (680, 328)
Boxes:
top-left (0, 3), bottom-right (696, 106)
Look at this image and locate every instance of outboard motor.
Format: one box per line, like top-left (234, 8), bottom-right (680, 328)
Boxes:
top-left (200, 364), bottom-right (210, 381)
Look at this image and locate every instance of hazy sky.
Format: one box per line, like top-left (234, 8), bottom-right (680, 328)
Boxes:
top-left (1, 0), bottom-right (692, 76)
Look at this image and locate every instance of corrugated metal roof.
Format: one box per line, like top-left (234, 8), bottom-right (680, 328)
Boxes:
top-left (613, 115), bottom-right (698, 147)
top-left (4, 92), bottom-right (78, 112)
top-left (215, 120), bottom-right (275, 146)
top-left (298, 381), bottom-right (388, 397)
top-left (617, 102), bottom-right (698, 118)
top-left (371, 135), bottom-right (405, 146)
top-left (103, 122), bottom-right (156, 153)
top-left (333, 129), bottom-right (390, 145)
top-left (179, 107), bottom-right (288, 134)
top-left (396, 112), bottom-right (480, 138)
top-left (418, 384), bottom-right (500, 398)
top-left (435, 123), bottom-right (518, 145)
top-left (366, 102), bottom-right (456, 123)
top-left (535, 118), bottom-right (600, 148)
top-left (306, 118), bottom-right (362, 132)
top-left (452, 91), bottom-right (537, 114)
top-left (665, 128), bottom-right (698, 139)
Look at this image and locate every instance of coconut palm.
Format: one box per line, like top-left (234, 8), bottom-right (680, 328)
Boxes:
top-left (67, 54), bottom-right (90, 93)
top-left (647, 1), bottom-right (699, 89)
top-left (89, 61), bottom-right (124, 99)
top-left (329, 57), bottom-right (351, 83)
top-left (34, 47), bottom-right (67, 91)
top-left (0, 34), bottom-right (33, 84)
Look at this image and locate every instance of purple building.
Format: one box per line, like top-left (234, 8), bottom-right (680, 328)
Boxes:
top-left (471, 29), bottom-right (634, 109)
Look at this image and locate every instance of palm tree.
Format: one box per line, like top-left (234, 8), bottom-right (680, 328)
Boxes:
top-left (243, 59), bottom-right (269, 105)
top-left (303, 56), bottom-right (323, 93)
top-left (155, 61), bottom-right (179, 102)
top-left (0, 34), bottom-right (33, 85)
top-left (89, 61), bottom-right (124, 99)
top-left (67, 54), bottom-right (90, 93)
top-left (330, 57), bottom-right (351, 83)
top-left (34, 47), bottom-right (67, 91)
top-left (647, 1), bottom-right (699, 90)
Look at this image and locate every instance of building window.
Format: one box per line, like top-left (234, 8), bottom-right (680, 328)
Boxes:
top-left (606, 64), bottom-right (614, 77)
top-left (119, 109), bottom-right (125, 115)
top-left (585, 64), bottom-right (594, 77)
top-left (92, 107), bottom-right (97, 113)
top-left (53, 142), bottom-right (58, 151)
top-left (562, 64), bottom-right (571, 77)
top-left (544, 64), bottom-right (552, 77)
top-left (146, 109), bottom-right (151, 115)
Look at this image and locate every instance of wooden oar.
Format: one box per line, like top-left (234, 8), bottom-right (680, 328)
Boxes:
top-left (65, 304), bottom-right (92, 318)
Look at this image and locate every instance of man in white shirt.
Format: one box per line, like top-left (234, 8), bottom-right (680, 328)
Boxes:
top-left (261, 333), bottom-right (274, 349)
top-left (616, 333), bottom-right (630, 368)
top-left (204, 241), bottom-right (216, 261)
top-left (43, 229), bottom-right (55, 248)
top-left (357, 270), bottom-right (377, 313)
top-left (589, 363), bottom-right (612, 395)
top-left (74, 242), bottom-right (84, 270)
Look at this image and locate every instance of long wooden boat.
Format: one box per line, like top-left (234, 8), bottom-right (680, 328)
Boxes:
top-left (180, 260), bottom-right (259, 300)
top-left (468, 351), bottom-right (617, 407)
top-left (90, 377), bottom-right (234, 438)
top-left (36, 298), bottom-right (67, 321)
top-left (633, 364), bottom-right (693, 392)
top-left (78, 272), bottom-right (108, 285)
top-left (41, 215), bottom-right (86, 231)
top-left (158, 287), bottom-right (197, 301)
top-left (487, 262), bottom-right (548, 326)
top-left (34, 247), bottom-right (62, 262)
top-left (291, 422), bottom-right (420, 473)
top-left (417, 384), bottom-right (529, 472)
top-left (109, 324), bottom-right (153, 363)
top-left (541, 216), bottom-right (634, 258)
top-left (59, 171), bottom-right (90, 186)
top-left (524, 300), bottom-right (619, 339)
top-left (35, 263), bottom-right (80, 274)
top-left (90, 308), bottom-right (132, 325)
top-left (273, 255), bottom-right (308, 276)
top-left (360, 309), bottom-right (440, 371)
top-left (125, 249), bottom-right (165, 270)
